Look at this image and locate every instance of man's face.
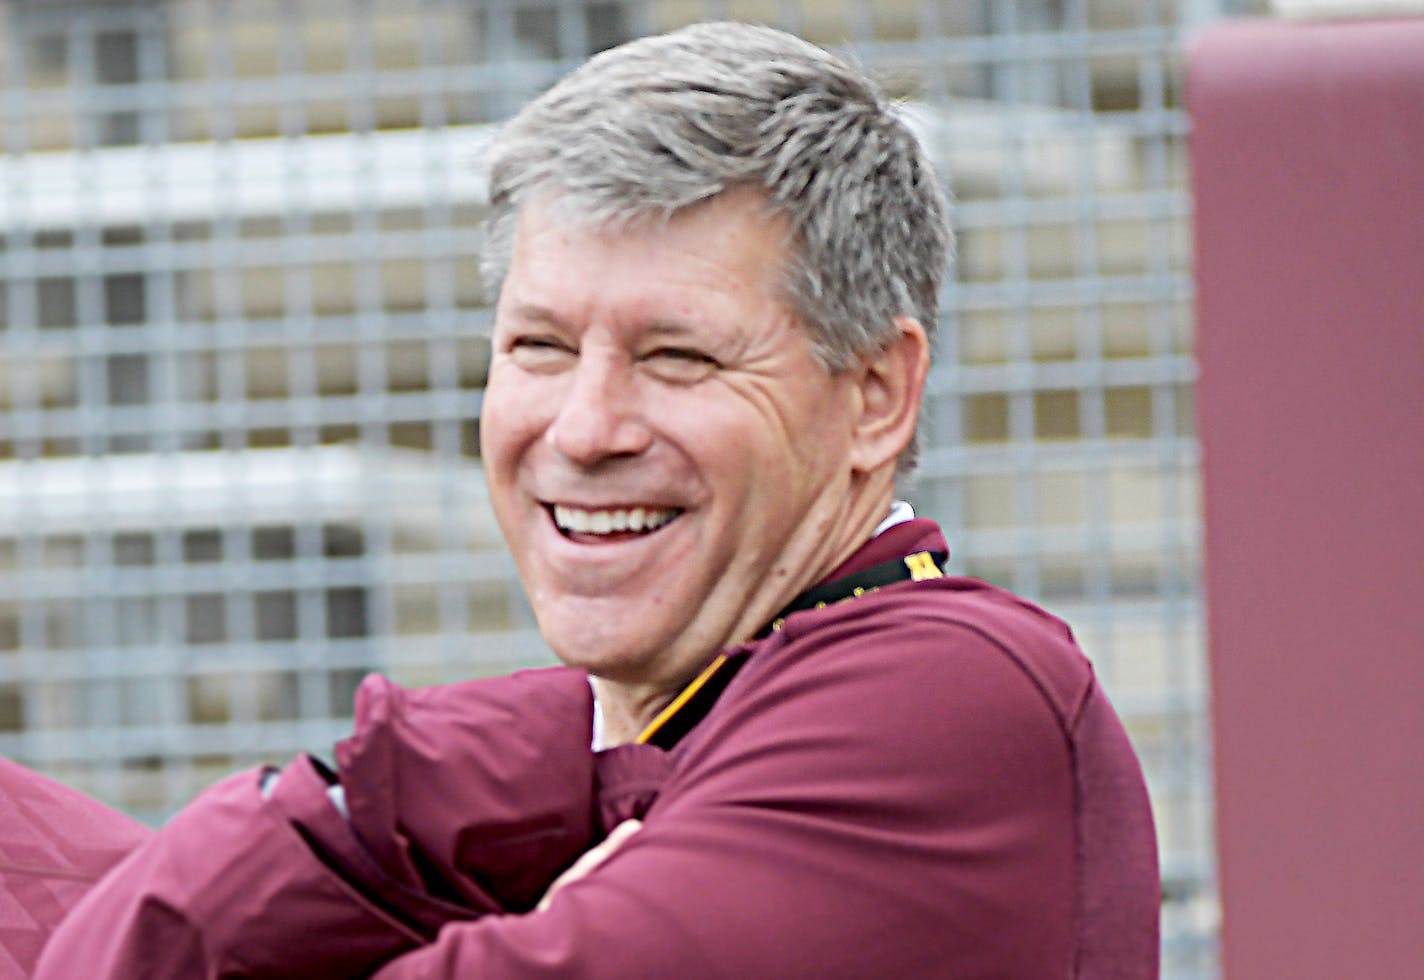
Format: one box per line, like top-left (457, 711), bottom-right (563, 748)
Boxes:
top-left (481, 191), bottom-right (864, 694)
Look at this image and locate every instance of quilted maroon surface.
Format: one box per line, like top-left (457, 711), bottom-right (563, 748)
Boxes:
top-left (0, 758), bottom-right (150, 977)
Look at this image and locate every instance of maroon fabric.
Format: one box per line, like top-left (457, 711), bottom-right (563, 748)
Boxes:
top-left (591, 744), bottom-right (671, 833)
top-left (34, 668), bottom-right (608, 977)
top-left (33, 518), bottom-right (1157, 978)
top-left (0, 757), bottom-right (150, 976)
top-left (40, 763), bottom-right (427, 978)
top-left (372, 520), bottom-right (1157, 978)
top-left (334, 669), bottom-right (597, 914)
top-left (1073, 688), bottom-right (1161, 977)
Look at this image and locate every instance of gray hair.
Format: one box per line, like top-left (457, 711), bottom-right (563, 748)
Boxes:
top-left (482, 21), bottom-right (952, 473)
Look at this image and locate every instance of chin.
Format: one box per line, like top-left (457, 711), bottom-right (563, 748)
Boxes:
top-left (553, 647), bottom-right (656, 686)
top-left (541, 622), bottom-right (647, 677)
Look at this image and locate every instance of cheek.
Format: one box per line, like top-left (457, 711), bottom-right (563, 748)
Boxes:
top-left (676, 406), bottom-right (815, 520)
top-left (481, 371), bottom-right (546, 467)
top-left (745, 388), bottom-right (847, 469)
top-left (667, 396), bottom-right (773, 474)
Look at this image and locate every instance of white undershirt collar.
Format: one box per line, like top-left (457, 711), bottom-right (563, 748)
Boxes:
top-left (872, 499), bottom-right (915, 537)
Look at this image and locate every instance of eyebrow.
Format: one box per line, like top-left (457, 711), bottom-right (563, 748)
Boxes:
top-left (642, 320), bottom-right (704, 339)
top-left (502, 302), bottom-right (569, 329)
top-left (504, 303), bottom-right (707, 341)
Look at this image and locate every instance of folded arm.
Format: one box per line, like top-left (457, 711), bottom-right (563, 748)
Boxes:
top-left (34, 667), bottom-right (643, 979)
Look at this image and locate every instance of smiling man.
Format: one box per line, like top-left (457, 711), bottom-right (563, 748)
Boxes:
top-left (33, 22), bottom-right (1159, 979)
top-left (484, 188), bottom-right (919, 744)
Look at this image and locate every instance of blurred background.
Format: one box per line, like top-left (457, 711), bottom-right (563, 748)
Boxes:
top-left (0, 0), bottom-right (1268, 975)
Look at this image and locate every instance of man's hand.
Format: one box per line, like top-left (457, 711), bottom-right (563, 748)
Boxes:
top-left (535, 819), bottom-right (643, 912)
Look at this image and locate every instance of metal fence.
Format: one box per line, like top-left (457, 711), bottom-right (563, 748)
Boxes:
top-left (0, 0), bottom-right (1240, 974)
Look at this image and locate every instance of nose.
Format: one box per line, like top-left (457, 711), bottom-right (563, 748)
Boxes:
top-left (546, 348), bottom-right (652, 466)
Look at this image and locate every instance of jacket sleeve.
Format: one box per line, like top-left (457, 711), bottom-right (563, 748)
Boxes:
top-left (34, 667), bottom-right (608, 979)
top-left (369, 617), bottom-right (1098, 979)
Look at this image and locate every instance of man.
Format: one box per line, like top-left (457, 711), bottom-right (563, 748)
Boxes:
top-left (33, 21), bottom-right (1158, 978)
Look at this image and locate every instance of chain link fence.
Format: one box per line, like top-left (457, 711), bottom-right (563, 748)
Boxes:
top-left (0, 1), bottom-right (1246, 974)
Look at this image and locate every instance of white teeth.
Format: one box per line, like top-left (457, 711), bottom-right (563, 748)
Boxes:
top-left (553, 505), bottom-right (678, 536)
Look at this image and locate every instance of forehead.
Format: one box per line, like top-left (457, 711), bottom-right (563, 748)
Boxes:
top-left (500, 190), bottom-right (793, 317)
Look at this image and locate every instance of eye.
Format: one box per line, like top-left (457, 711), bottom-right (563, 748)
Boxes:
top-left (506, 335), bottom-right (576, 372)
top-left (641, 346), bottom-right (719, 384)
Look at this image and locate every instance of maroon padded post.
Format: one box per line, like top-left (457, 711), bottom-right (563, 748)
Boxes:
top-left (1189, 17), bottom-right (1424, 980)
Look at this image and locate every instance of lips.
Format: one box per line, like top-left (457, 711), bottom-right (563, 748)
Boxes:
top-left (550, 504), bottom-right (682, 537)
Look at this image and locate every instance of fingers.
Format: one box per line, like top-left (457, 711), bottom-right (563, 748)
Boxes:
top-left (535, 818), bottom-right (643, 912)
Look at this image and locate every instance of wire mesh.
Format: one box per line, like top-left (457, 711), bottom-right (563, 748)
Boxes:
top-left (0, 0), bottom-right (1226, 973)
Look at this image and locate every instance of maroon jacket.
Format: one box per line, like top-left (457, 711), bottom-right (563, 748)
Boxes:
top-left (34, 519), bottom-right (1159, 978)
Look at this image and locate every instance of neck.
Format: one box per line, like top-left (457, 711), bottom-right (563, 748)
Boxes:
top-left (591, 675), bottom-right (670, 747)
top-left (593, 482), bottom-right (898, 747)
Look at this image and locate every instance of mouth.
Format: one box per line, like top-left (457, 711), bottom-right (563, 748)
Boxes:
top-left (547, 503), bottom-right (683, 541)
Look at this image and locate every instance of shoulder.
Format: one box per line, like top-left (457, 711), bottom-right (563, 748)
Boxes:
top-left (764, 575), bottom-right (1096, 738)
top-left (665, 577), bottom-right (1095, 821)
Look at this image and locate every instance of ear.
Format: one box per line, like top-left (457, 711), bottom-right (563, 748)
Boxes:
top-left (848, 316), bottom-right (930, 476)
